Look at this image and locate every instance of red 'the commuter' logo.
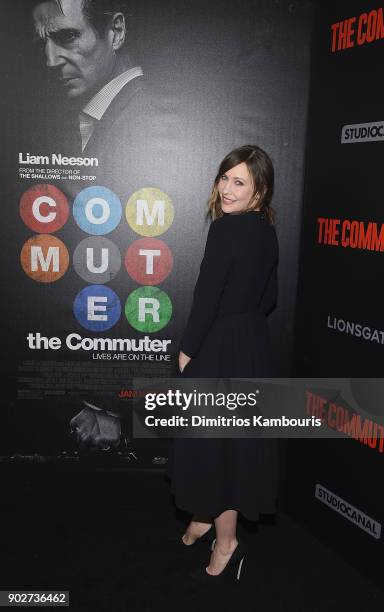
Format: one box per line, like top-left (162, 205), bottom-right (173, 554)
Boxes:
top-left (330, 8), bottom-right (384, 52)
top-left (316, 217), bottom-right (384, 251)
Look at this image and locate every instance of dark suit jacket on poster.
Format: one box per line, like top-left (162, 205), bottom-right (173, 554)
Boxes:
top-left (60, 74), bottom-right (177, 206)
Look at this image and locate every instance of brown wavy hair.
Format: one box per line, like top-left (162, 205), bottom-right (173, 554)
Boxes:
top-left (208, 145), bottom-right (275, 223)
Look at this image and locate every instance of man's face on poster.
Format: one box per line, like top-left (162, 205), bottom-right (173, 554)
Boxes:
top-left (33, 0), bottom-right (117, 100)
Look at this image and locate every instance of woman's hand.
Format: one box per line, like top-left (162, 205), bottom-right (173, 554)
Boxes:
top-left (179, 350), bottom-right (191, 373)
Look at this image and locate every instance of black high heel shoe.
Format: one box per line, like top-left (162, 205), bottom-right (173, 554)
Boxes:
top-left (181, 524), bottom-right (214, 546)
top-left (189, 539), bottom-right (246, 583)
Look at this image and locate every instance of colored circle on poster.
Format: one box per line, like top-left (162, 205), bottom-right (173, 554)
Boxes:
top-left (125, 187), bottom-right (174, 236)
top-left (125, 238), bottom-right (173, 285)
top-left (19, 184), bottom-right (69, 233)
top-left (73, 236), bottom-right (121, 284)
top-left (125, 286), bottom-right (172, 332)
top-left (73, 285), bottom-right (121, 331)
top-left (20, 234), bottom-right (69, 283)
top-left (73, 186), bottom-right (122, 235)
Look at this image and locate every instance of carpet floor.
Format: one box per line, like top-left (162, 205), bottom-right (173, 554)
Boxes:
top-left (0, 466), bottom-right (382, 611)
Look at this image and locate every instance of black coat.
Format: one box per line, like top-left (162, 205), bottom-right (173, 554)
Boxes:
top-left (170, 211), bottom-right (279, 519)
top-left (181, 211), bottom-right (278, 376)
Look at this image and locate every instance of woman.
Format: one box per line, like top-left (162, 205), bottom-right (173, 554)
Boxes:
top-left (170, 144), bottom-right (278, 583)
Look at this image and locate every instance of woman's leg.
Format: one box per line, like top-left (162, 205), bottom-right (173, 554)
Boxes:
top-left (182, 514), bottom-right (213, 545)
top-left (206, 509), bottom-right (238, 575)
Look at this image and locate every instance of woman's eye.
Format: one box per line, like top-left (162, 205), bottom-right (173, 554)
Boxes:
top-left (235, 181), bottom-right (244, 186)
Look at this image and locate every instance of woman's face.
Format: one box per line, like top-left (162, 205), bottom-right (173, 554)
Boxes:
top-left (217, 162), bottom-right (255, 214)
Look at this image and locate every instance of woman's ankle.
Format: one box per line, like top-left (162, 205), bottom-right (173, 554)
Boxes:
top-left (214, 538), bottom-right (238, 555)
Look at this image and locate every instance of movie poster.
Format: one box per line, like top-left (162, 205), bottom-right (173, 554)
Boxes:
top-left (0, 0), bottom-right (312, 464)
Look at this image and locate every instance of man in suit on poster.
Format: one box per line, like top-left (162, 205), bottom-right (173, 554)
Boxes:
top-left (31, 0), bottom-right (170, 197)
top-left (32, 0), bottom-right (140, 150)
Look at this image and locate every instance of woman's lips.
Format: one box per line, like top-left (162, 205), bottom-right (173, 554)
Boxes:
top-left (221, 196), bottom-right (235, 205)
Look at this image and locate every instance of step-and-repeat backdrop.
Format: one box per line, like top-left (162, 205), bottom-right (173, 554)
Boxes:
top-left (291, 0), bottom-right (383, 587)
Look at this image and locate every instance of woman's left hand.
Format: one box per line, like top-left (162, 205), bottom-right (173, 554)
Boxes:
top-left (179, 350), bottom-right (191, 373)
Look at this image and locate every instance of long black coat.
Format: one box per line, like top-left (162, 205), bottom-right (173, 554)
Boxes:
top-left (170, 211), bottom-right (279, 519)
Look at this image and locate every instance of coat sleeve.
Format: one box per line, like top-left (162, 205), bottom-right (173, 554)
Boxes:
top-left (180, 220), bottom-right (232, 358)
top-left (259, 226), bottom-right (278, 316)
top-left (259, 264), bottom-right (278, 316)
